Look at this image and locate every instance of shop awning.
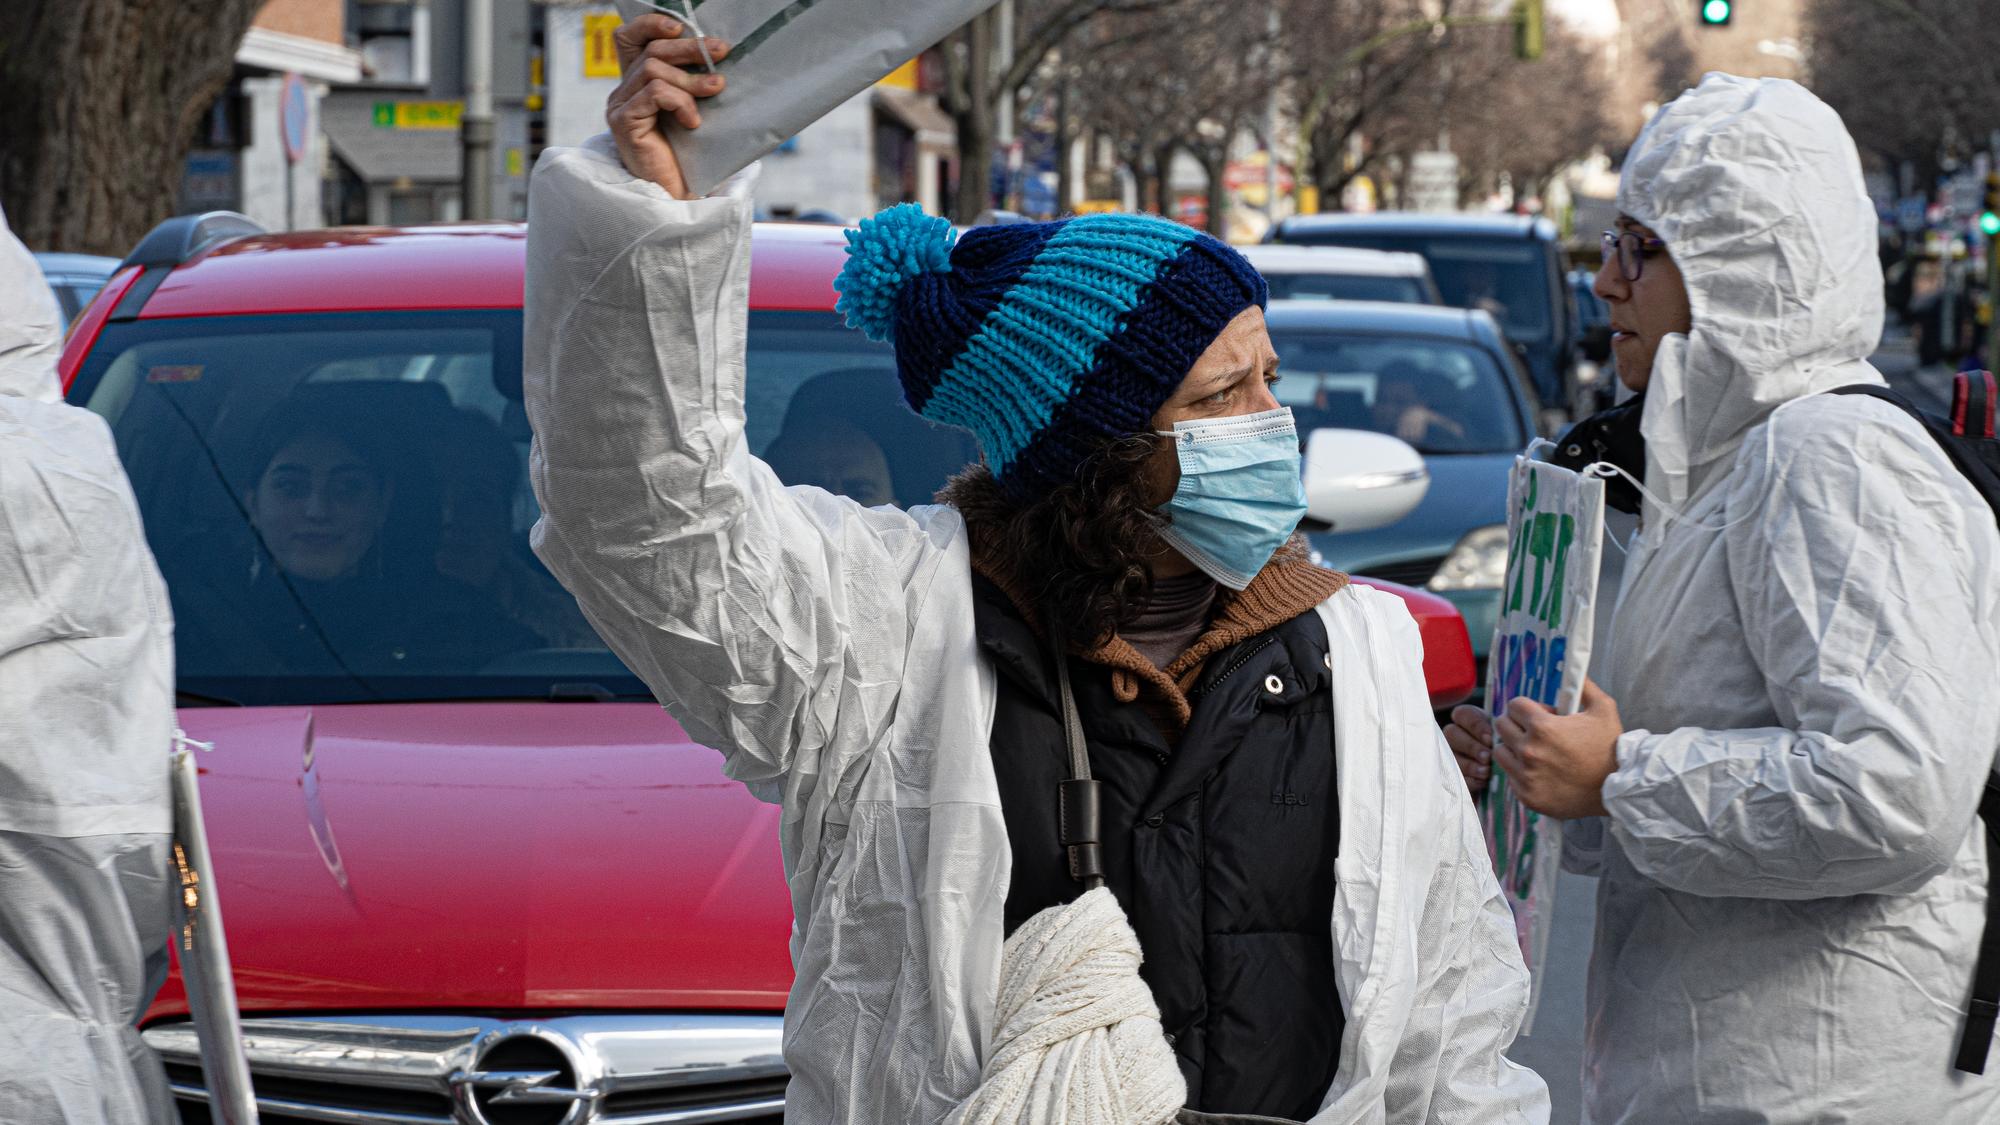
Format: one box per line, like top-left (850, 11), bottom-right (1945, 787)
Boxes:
top-left (872, 88), bottom-right (955, 149)
top-left (322, 94), bottom-right (462, 185)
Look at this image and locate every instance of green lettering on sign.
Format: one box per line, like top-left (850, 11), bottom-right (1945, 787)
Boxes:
top-left (1543, 514), bottom-right (1575, 628)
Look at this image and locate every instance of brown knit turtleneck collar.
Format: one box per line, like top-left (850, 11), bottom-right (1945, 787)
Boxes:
top-left (970, 533), bottom-right (1348, 733)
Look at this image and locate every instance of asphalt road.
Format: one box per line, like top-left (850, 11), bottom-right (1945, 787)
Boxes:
top-left (1499, 321), bottom-right (1952, 1123)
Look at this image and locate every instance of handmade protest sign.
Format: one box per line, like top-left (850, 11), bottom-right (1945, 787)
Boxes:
top-left (613, 0), bottom-right (996, 197)
top-left (1482, 457), bottom-right (1605, 1028)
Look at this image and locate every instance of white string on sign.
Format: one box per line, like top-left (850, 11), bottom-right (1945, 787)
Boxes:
top-left (626, 0), bottom-right (717, 72)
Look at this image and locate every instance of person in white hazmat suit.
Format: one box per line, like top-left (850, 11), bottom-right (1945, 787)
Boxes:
top-left (0, 217), bottom-right (179, 1118)
top-left (526, 15), bottom-right (1548, 1124)
top-left (1448, 74), bottom-right (2000, 1121)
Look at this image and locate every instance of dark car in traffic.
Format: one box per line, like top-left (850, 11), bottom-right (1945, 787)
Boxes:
top-left (1268, 212), bottom-right (1583, 419)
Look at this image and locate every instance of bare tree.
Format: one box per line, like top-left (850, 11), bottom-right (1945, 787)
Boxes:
top-left (0, 0), bottom-right (265, 254)
top-left (936, 0), bottom-right (1178, 222)
top-left (1806, 0), bottom-right (2000, 183)
top-left (1434, 21), bottom-right (1615, 208)
top-left (1281, 0), bottom-right (1487, 211)
top-left (1069, 0), bottom-right (1264, 232)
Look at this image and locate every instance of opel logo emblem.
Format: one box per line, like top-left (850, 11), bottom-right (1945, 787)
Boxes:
top-left (451, 1031), bottom-right (596, 1125)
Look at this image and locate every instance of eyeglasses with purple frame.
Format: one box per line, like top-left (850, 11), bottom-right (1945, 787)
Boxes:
top-left (1602, 230), bottom-right (1667, 282)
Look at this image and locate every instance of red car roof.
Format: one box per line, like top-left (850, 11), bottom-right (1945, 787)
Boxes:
top-left (131, 220), bottom-right (851, 320)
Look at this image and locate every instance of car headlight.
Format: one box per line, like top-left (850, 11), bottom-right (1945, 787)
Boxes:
top-left (1427, 525), bottom-right (1510, 592)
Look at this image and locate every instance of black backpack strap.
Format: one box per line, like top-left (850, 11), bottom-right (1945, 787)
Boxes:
top-left (1954, 370), bottom-right (1998, 439)
top-left (1956, 777), bottom-right (2000, 1074)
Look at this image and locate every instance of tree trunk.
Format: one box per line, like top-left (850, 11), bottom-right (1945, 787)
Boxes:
top-left (1202, 149), bottom-right (1227, 237)
top-left (0, 0), bottom-right (263, 254)
top-left (949, 10), bottom-right (996, 223)
top-left (1151, 140), bottom-right (1177, 218)
top-left (1054, 64), bottom-right (1072, 217)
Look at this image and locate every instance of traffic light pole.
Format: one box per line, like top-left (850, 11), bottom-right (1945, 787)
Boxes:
top-left (1985, 173), bottom-right (2000, 374)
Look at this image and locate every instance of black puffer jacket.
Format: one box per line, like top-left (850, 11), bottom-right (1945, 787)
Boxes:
top-left (974, 574), bottom-right (1346, 1121)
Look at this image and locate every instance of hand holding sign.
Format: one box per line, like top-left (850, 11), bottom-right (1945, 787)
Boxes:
top-left (1493, 678), bottom-right (1622, 819)
top-left (1445, 705), bottom-right (1496, 789)
top-left (605, 14), bottom-right (729, 199)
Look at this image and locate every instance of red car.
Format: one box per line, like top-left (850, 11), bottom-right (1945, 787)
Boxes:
top-left (61, 212), bottom-right (1476, 1125)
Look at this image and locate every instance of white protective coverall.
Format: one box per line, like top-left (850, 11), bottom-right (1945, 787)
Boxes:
top-left (0, 216), bottom-right (178, 1119)
top-left (1562, 74), bottom-right (2000, 1122)
top-left (525, 135), bottom-right (1550, 1124)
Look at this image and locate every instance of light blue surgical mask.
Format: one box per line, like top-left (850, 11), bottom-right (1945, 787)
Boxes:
top-left (1153, 407), bottom-right (1307, 590)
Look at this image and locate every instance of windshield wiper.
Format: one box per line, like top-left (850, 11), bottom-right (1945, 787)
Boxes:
top-left (175, 689), bottom-right (243, 708)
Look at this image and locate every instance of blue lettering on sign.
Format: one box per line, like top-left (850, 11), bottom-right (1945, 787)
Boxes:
top-left (1493, 630), bottom-right (1568, 708)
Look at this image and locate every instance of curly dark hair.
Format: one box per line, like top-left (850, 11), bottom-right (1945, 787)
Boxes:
top-left (937, 434), bottom-right (1168, 650)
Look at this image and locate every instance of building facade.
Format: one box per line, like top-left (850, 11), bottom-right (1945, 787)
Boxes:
top-left (181, 0), bottom-right (363, 230)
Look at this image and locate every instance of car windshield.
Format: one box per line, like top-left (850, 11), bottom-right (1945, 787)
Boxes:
top-left (1260, 273), bottom-right (1430, 304)
top-left (71, 309), bottom-right (970, 707)
top-left (1295, 234), bottom-right (1553, 343)
top-left (1267, 329), bottom-right (1527, 455)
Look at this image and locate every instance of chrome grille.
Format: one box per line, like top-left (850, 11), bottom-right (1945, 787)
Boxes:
top-left (144, 1013), bottom-right (787, 1125)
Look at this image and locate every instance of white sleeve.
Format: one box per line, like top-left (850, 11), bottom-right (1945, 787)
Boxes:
top-left (1381, 609), bottom-right (1550, 1124)
top-left (1600, 403), bottom-right (2000, 898)
top-left (523, 138), bottom-right (953, 795)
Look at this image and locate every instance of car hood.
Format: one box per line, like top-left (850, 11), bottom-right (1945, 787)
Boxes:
top-left (1313, 451), bottom-right (1515, 572)
top-left (145, 703), bottom-right (793, 1022)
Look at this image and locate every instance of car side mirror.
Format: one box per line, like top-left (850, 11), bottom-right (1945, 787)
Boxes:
top-left (1299, 429), bottom-right (1429, 534)
top-left (1581, 324), bottom-right (1613, 363)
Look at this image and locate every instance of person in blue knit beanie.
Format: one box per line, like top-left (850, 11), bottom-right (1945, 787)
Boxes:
top-left (523, 18), bottom-right (1545, 1122)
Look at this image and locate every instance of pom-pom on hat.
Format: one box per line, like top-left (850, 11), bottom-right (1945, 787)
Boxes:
top-left (834, 203), bottom-right (1267, 501)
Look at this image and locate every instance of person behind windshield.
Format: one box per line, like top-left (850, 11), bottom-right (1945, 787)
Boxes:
top-left (1446, 74), bottom-right (2000, 1122)
top-left (0, 211), bottom-right (178, 1121)
top-left (432, 410), bottom-right (597, 648)
top-left (1371, 360), bottom-right (1465, 448)
top-left (762, 416), bottom-right (895, 506)
top-left (1456, 259), bottom-right (1510, 325)
top-left (522, 15), bottom-right (1547, 1123)
top-left (182, 391), bottom-right (535, 677)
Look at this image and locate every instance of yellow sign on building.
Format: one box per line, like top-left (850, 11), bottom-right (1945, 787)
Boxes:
top-left (584, 13), bottom-right (624, 78)
top-left (877, 57), bottom-right (920, 91)
top-left (370, 101), bottom-right (464, 129)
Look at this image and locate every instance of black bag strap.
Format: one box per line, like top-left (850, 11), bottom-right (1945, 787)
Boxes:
top-left (1955, 370), bottom-right (1997, 439)
top-left (1957, 779), bottom-right (2000, 1073)
top-left (1050, 630), bottom-right (1105, 891)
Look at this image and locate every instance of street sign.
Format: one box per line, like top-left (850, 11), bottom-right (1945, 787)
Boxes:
top-left (181, 150), bottom-right (238, 211)
top-left (1223, 154), bottom-right (1294, 194)
top-left (1899, 196), bottom-right (1928, 234)
top-left (281, 73), bottom-right (310, 164)
top-left (583, 12), bottom-right (623, 79)
top-left (1950, 171), bottom-right (1982, 219)
top-left (371, 101), bottom-right (464, 129)
top-left (1406, 151), bottom-right (1459, 213)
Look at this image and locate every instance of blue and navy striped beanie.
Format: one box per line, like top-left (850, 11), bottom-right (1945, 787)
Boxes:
top-left (833, 205), bottom-right (1267, 501)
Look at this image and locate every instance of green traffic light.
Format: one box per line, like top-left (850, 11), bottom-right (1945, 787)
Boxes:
top-left (1982, 211), bottom-right (2000, 237)
top-left (1701, 0), bottom-right (1731, 23)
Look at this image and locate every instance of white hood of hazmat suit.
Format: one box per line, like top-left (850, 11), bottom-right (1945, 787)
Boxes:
top-left (1564, 74), bottom-right (2000, 1122)
top-left (0, 212), bottom-right (179, 1121)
